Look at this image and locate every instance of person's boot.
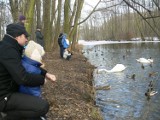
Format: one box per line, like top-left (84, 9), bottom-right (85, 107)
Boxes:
top-left (0, 112), bottom-right (7, 120)
top-left (40, 116), bottom-right (47, 120)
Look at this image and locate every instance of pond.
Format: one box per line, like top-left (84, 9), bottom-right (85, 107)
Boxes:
top-left (82, 42), bottom-right (160, 120)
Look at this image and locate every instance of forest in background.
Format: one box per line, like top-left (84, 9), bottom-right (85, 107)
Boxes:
top-left (0, 0), bottom-right (160, 52)
top-left (81, 0), bottom-right (160, 41)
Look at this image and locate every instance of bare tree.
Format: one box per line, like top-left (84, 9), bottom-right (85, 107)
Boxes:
top-left (122, 0), bottom-right (160, 38)
top-left (9, 0), bottom-right (19, 22)
top-left (35, 0), bottom-right (41, 28)
top-left (69, 0), bottom-right (84, 50)
top-left (63, 0), bottom-right (70, 34)
top-left (53, 0), bottom-right (62, 50)
top-left (43, 0), bottom-right (52, 51)
top-left (25, 0), bottom-right (36, 34)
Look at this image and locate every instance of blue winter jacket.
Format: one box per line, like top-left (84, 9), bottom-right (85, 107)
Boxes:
top-left (19, 55), bottom-right (42, 97)
top-left (62, 34), bottom-right (69, 49)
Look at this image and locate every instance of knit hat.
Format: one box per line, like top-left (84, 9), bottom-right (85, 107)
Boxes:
top-left (6, 23), bottom-right (29, 38)
top-left (24, 40), bottom-right (45, 63)
top-left (19, 15), bottom-right (26, 21)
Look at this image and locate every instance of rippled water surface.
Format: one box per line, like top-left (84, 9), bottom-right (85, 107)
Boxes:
top-left (82, 42), bottom-right (160, 120)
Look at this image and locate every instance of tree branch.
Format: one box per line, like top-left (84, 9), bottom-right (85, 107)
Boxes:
top-left (145, 15), bottom-right (160, 19)
top-left (77, 0), bottom-right (101, 25)
top-left (123, 0), bottom-right (160, 37)
top-left (153, 0), bottom-right (160, 11)
top-left (94, 3), bottom-right (122, 12)
top-left (130, 0), bottom-right (151, 13)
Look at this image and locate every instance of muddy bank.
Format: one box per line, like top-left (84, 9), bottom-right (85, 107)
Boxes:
top-left (42, 51), bottom-right (102, 120)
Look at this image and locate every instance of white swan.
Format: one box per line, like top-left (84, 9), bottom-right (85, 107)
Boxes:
top-left (136, 58), bottom-right (153, 63)
top-left (98, 64), bottom-right (126, 73)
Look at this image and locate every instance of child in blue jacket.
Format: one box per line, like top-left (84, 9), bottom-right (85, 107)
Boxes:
top-left (19, 41), bottom-right (45, 97)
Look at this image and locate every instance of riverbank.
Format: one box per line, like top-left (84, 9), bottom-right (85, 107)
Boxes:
top-left (43, 51), bottom-right (103, 120)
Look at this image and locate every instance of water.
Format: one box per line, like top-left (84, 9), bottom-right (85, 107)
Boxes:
top-left (82, 42), bottom-right (160, 120)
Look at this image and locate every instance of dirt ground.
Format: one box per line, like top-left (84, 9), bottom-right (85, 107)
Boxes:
top-left (42, 51), bottom-right (102, 120)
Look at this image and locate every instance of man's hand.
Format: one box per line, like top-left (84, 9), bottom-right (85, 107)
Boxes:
top-left (45, 73), bottom-right (56, 83)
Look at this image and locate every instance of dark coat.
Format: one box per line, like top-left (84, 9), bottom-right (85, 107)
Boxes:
top-left (58, 34), bottom-right (63, 48)
top-left (35, 30), bottom-right (44, 47)
top-left (17, 22), bottom-right (25, 26)
top-left (0, 35), bottom-right (46, 101)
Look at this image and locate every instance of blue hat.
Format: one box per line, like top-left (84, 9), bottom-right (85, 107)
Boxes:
top-left (6, 23), bottom-right (29, 38)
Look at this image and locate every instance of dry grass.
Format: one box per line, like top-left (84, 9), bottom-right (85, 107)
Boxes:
top-left (42, 51), bottom-right (102, 120)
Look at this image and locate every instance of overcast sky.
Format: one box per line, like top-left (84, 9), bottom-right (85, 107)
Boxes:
top-left (84, 0), bottom-right (100, 10)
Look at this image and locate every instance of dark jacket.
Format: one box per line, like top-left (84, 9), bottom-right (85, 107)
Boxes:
top-left (0, 35), bottom-right (46, 101)
top-left (19, 55), bottom-right (42, 97)
top-left (58, 33), bottom-right (63, 47)
top-left (17, 22), bottom-right (25, 26)
top-left (35, 30), bottom-right (44, 47)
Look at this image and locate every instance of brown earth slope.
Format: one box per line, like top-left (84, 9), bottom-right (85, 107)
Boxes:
top-left (42, 51), bottom-right (102, 120)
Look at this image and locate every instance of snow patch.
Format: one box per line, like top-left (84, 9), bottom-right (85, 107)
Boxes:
top-left (78, 39), bottom-right (160, 46)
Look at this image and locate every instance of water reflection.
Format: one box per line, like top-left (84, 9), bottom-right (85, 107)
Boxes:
top-left (83, 42), bottom-right (160, 120)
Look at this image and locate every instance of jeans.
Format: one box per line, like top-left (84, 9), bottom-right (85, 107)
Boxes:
top-left (60, 47), bottom-right (65, 58)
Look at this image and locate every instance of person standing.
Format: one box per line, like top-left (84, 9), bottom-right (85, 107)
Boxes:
top-left (17, 15), bottom-right (26, 26)
top-left (35, 27), bottom-right (44, 48)
top-left (58, 33), bottom-right (69, 58)
top-left (0, 23), bottom-right (56, 120)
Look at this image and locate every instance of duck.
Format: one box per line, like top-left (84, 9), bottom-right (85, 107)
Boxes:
top-left (126, 74), bottom-right (135, 80)
top-left (98, 64), bottom-right (126, 73)
top-left (149, 72), bottom-right (157, 77)
top-left (123, 55), bottom-right (125, 60)
top-left (136, 57), bottom-right (153, 63)
top-left (148, 91), bottom-right (158, 96)
top-left (145, 89), bottom-right (158, 97)
top-left (148, 80), bottom-right (153, 87)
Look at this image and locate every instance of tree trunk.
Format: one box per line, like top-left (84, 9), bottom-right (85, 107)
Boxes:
top-left (64, 0), bottom-right (70, 35)
top-left (50, 0), bottom-right (56, 46)
top-left (36, 0), bottom-right (41, 28)
top-left (43, 0), bottom-right (52, 51)
top-left (69, 0), bottom-right (77, 32)
top-left (25, 0), bottom-right (36, 35)
top-left (69, 0), bottom-right (84, 50)
top-left (9, 0), bottom-right (19, 22)
top-left (53, 0), bottom-right (62, 50)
